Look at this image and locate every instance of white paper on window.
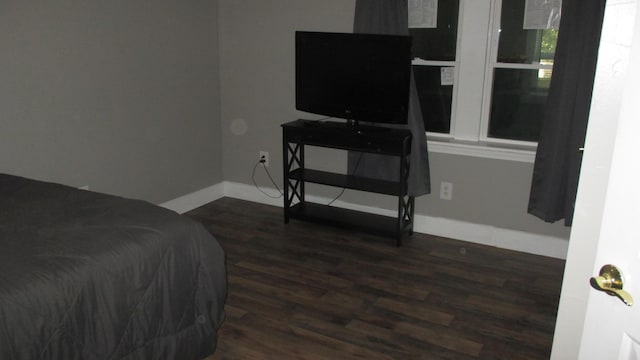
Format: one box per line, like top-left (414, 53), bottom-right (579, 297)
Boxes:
top-left (440, 67), bottom-right (454, 86)
top-left (523, 0), bottom-right (562, 29)
top-left (409, 0), bottom-right (438, 29)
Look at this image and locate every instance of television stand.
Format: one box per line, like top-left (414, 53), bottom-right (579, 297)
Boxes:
top-left (281, 119), bottom-right (414, 246)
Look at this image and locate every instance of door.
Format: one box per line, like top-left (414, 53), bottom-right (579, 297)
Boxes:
top-left (551, 0), bottom-right (640, 359)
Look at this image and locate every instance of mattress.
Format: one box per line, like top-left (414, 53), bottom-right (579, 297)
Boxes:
top-left (0, 174), bottom-right (227, 359)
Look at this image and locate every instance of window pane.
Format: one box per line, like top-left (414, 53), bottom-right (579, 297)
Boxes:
top-left (497, 0), bottom-right (559, 64)
top-left (409, 0), bottom-right (460, 61)
top-left (488, 68), bottom-right (551, 141)
top-left (414, 66), bottom-right (453, 134)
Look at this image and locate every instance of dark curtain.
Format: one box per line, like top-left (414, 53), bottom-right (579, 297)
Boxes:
top-left (347, 0), bottom-right (431, 196)
top-left (528, 0), bottom-right (607, 226)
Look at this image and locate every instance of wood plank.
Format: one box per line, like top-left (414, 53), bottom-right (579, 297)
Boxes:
top-left (192, 197), bottom-right (564, 360)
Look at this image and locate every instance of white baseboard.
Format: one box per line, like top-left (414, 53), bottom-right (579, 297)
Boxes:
top-left (161, 181), bottom-right (568, 259)
top-left (159, 183), bottom-right (225, 214)
top-left (412, 215), bottom-right (568, 259)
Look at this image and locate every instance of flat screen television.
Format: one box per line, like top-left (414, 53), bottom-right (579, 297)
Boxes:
top-left (295, 31), bottom-right (412, 126)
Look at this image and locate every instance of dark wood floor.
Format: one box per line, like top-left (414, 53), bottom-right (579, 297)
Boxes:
top-left (187, 197), bottom-right (565, 360)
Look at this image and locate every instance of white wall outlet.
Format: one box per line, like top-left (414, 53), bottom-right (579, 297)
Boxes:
top-left (79, 185), bottom-right (89, 190)
top-left (440, 181), bottom-right (453, 200)
top-left (259, 151), bottom-right (269, 167)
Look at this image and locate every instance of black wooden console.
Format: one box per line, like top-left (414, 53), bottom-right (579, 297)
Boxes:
top-left (281, 119), bottom-right (414, 246)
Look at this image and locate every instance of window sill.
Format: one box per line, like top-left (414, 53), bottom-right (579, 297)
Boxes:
top-left (427, 138), bottom-right (537, 163)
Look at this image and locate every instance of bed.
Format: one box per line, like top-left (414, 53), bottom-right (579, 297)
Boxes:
top-left (0, 174), bottom-right (227, 359)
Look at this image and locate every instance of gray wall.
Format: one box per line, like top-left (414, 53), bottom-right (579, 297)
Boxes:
top-left (218, 0), bottom-right (355, 181)
top-left (219, 0), bottom-right (570, 240)
top-left (0, 1), bottom-right (222, 204)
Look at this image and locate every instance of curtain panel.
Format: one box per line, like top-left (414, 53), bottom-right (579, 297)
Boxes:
top-left (528, 0), bottom-right (607, 226)
top-left (347, 0), bottom-right (431, 196)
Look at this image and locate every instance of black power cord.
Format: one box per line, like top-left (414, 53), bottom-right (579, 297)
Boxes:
top-left (327, 151), bottom-right (363, 206)
top-left (252, 157), bottom-right (283, 199)
top-left (252, 116), bottom-right (361, 204)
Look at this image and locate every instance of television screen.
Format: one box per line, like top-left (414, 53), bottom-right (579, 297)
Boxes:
top-left (295, 31), bottom-right (412, 125)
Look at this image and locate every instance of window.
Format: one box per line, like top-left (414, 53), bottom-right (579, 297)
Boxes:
top-left (410, 0), bottom-right (561, 159)
top-left (483, 0), bottom-right (560, 144)
top-left (409, 0), bottom-right (460, 135)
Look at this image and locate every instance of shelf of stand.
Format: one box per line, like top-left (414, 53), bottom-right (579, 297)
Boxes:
top-left (289, 202), bottom-right (411, 239)
top-left (288, 168), bottom-right (401, 196)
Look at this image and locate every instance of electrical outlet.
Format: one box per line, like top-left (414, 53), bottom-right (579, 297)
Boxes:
top-left (259, 151), bottom-right (269, 167)
top-left (440, 181), bottom-right (453, 200)
top-left (78, 185), bottom-right (89, 190)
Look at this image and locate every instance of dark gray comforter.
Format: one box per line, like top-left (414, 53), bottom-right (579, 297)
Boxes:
top-left (0, 174), bottom-right (227, 359)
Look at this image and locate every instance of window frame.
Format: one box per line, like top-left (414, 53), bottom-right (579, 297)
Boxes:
top-left (418, 0), bottom-right (559, 162)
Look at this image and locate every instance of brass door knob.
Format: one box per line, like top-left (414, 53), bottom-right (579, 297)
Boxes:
top-left (590, 264), bottom-right (633, 306)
